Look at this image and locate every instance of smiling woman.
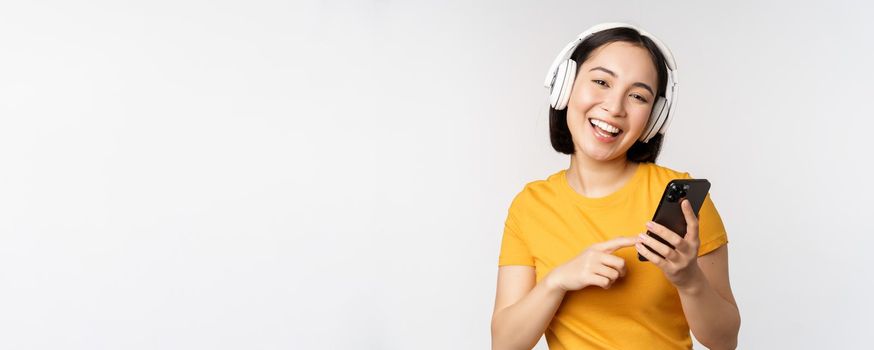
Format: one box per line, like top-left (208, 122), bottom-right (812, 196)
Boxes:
top-left (491, 24), bottom-right (740, 350)
top-left (549, 28), bottom-right (669, 163)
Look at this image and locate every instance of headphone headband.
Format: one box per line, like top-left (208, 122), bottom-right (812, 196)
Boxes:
top-left (543, 22), bottom-right (678, 87)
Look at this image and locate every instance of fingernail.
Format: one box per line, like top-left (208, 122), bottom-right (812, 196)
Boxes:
top-left (645, 221), bottom-right (654, 229)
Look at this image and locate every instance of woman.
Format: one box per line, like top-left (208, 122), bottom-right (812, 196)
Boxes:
top-left (490, 23), bottom-right (741, 350)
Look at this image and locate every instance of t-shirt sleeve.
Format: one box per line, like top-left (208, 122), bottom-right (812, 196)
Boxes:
top-left (696, 193), bottom-right (729, 256)
top-left (498, 211), bottom-right (535, 267)
top-left (681, 172), bottom-right (729, 256)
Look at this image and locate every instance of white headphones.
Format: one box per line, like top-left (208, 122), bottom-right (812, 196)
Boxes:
top-left (544, 22), bottom-right (678, 143)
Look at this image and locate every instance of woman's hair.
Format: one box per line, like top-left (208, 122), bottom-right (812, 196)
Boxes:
top-left (549, 27), bottom-right (669, 163)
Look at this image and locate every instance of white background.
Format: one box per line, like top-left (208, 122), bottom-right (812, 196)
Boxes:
top-left (1, 0), bottom-right (872, 349)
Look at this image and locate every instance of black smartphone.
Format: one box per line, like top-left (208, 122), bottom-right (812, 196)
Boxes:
top-left (638, 179), bottom-right (711, 262)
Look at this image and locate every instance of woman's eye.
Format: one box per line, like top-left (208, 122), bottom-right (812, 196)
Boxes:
top-left (631, 94), bottom-right (648, 103)
top-left (591, 80), bottom-right (608, 87)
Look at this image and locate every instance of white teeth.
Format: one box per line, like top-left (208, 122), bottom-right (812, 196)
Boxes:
top-left (590, 119), bottom-right (620, 134)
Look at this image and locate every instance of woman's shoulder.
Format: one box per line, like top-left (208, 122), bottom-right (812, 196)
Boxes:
top-left (642, 162), bottom-right (694, 183)
top-left (506, 169), bottom-right (566, 209)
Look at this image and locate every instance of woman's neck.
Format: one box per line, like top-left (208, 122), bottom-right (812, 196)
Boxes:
top-left (566, 153), bottom-right (637, 198)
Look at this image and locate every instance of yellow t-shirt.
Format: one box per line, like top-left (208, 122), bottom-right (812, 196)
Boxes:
top-left (498, 162), bottom-right (728, 349)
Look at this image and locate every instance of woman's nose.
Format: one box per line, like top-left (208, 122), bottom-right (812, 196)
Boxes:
top-left (599, 91), bottom-right (626, 117)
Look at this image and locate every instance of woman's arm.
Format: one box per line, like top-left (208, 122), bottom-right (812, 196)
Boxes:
top-left (491, 237), bottom-right (636, 349)
top-left (490, 266), bottom-right (566, 350)
top-left (635, 199), bottom-right (740, 350)
top-left (676, 245), bottom-right (740, 350)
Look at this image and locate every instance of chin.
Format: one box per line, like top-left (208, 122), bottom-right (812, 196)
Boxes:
top-left (578, 144), bottom-right (619, 161)
top-left (580, 138), bottom-right (635, 161)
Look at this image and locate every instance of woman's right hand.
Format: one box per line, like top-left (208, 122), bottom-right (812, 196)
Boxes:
top-left (545, 236), bottom-right (639, 292)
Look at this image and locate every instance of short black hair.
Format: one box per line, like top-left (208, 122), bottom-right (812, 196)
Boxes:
top-left (548, 27), bottom-right (670, 163)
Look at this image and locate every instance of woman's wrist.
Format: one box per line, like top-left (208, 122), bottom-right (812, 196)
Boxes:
top-left (675, 264), bottom-right (707, 295)
top-left (543, 269), bottom-right (567, 294)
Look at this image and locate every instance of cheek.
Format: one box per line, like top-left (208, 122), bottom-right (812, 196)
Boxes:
top-left (567, 77), bottom-right (601, 105)
top-left (570, 84), bottom-right (602, 109)
top-left (628, 106), bottom-right (653, 131)
top-left (566, 92), bottom-right (596, 127)
top-left (565, 111), bottom-right (586, 134)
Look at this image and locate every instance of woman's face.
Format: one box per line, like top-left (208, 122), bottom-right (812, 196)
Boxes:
top-left (566, 41), bottom-right (660, 162)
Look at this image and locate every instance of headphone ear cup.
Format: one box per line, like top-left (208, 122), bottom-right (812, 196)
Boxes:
top-left (550, 59), bottom-right (577, 110)
top-left (641, 97), bottom-right (667, 142)
top-left (650, 106), bottom-right (670, 140)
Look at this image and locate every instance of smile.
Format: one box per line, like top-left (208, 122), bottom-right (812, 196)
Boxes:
top-left (588, 118), bottom-right (623, 139)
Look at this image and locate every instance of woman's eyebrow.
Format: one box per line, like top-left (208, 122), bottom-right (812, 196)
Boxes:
top-left (589, 66), bottom-right (655, 97)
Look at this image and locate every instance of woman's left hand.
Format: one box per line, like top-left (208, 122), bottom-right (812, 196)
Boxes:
top-left (635, 199), bottom-right (702, 290)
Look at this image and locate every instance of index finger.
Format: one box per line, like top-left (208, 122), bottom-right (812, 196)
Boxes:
top-left (681, 199), bottom-right (700, 241)
top-left (593, 236), bottom-right (638, 253)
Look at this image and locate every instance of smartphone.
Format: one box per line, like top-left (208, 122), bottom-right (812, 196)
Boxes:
top-left (638, 179), bottom-right (711, 262)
